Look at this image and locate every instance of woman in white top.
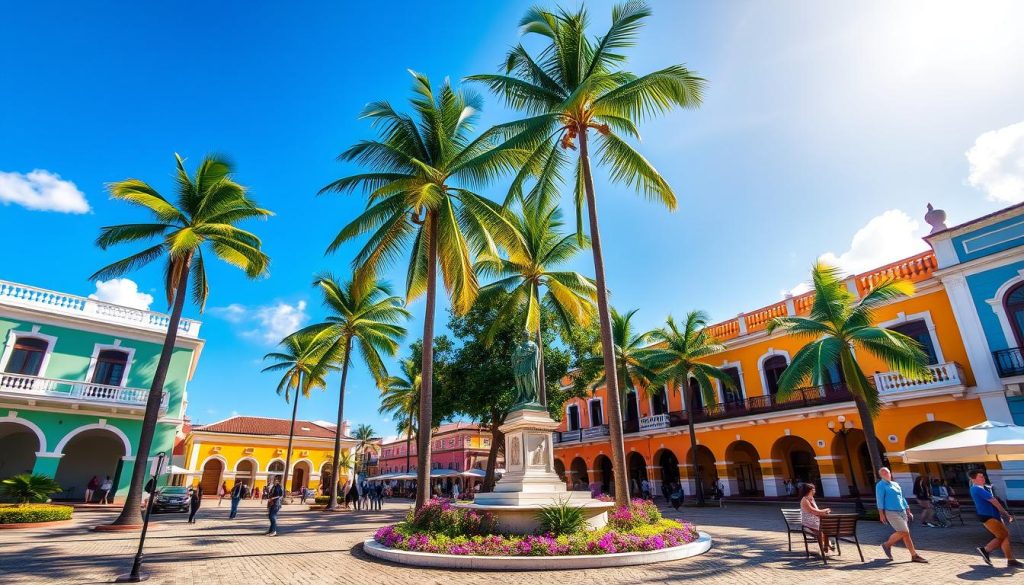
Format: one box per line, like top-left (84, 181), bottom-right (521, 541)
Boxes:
top-left (799, 483), bottom-right (833, 553)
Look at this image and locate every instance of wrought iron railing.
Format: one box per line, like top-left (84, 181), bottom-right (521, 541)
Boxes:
top-left (994, 348), bottom-right (1024, 377)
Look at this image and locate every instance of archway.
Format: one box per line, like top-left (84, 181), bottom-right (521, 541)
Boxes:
top-left (771, 435), bottom-right (821, 493)
top-left (54, 428), bottom-right (126, 502)
top-left (0, 421), bottom-right (40, 480)
top-left (553, 458), bottom-right (566, 482)
top-left (291, 460), bottom-right (311, 493)
top-left (656, 448), bottom-right (680, 499)
top-left (685, 444), bottom-right (717, 498)
top-left (569, 457), bottom-right (588, 490)
top-left (906, 421), bottom-right (979, 490)
top-left (199, 458), bottom-right (224, 495)
top-left (267, 460), bottom-right (285, 486)
top-left (829, 429), bottom-right (887, 492)
top-left (320, 463), bottom-right (333, 495)
top-left (627, 452), bottom-right (647, 496)
top-left (235, 459), bottom-right (256, 488)
top-left (595, 455), bottom-right (613, 495)
top-left (726, 441), bottom-right (763, 496)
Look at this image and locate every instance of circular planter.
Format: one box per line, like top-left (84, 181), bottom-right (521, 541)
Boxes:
top-left (362, 531), bottom-right (712, 570)
top-left (0, 519), bottom-right (73, 530)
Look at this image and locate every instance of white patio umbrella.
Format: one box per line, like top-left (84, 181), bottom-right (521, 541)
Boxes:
top-left (901, 421), bottom-right (1024, 463)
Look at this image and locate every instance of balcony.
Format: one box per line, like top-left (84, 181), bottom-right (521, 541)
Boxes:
top-left (639, 413), bottom-right (671, 431)
top-left (0, 372), bottom-right (167, 411)
top-left (0, 280), bottom-right (201, 339)
top-left (873, 362), bottom-right (965, 395)
top-left (994, 348), bottom-right (1024, 377)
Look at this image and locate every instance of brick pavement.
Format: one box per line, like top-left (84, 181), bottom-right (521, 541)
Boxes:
top-left (0, 499), bottom-right (1020, 584)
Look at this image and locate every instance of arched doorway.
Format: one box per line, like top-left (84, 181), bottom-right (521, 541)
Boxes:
top-left (685, 445), bottom-right (717, 498)
top-left (0, 421), bottom-right (40, 480)
top-left (291, 461), bottom-right (310, 493)
top-left (267, 460), bottom-right (285, 486)
top-left (569, 457), bottom-right (588, 490)
top-left (829, 429), bottom-right (887, 494)
top-left (553, 459), bottom-right (566, 482)
top-left (594, 455), bottom-right (613, 495)
top-left (320, 463), bottom-right (333, 495)
top-left (771, 435), bottom-right (821, 493)
top-left (199, 458), bottom-right (224, 495)
top-left (627, 452), bottom-right (647, 496)
top-left (657, 449), bottom-right (680, 499)
top-left (726, 441), bottom-right (763, 496)
top-left (906, 421), bottom-right (979, 491)
top-left (54, 428), bottom-right (126, 502)
top-left (235, 459), bottom-right (255, 488)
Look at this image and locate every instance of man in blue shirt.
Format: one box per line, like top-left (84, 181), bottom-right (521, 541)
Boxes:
top-left (876, 467), bottom-right (927, 563)
top-left (968, 470), bottom-right (1021, 568)
top-left (265, 477), bottom-right (284, 537)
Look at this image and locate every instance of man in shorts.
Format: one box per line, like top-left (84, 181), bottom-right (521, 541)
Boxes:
top-left (876, 467), bottom-right (927, 563)
top-left (968, 470), bottom-right (1022, 568)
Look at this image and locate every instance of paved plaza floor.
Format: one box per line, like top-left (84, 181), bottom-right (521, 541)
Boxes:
top-left (1, 500), bottom-right (1021, 584)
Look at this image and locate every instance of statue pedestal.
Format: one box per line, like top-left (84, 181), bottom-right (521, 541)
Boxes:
top-left (459, 407), bottom-right (613, 534)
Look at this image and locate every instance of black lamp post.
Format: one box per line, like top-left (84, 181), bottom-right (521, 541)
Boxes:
top-left (116, 451), bottom-right (165, 583)
top-left (827, 416), bottom-right (866, 515)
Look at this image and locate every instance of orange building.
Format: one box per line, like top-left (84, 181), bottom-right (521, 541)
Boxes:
top-left (553, 249), bottom-right (1011, 501)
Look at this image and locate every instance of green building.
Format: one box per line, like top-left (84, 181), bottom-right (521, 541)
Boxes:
top-left (0, 279), bottom-right (203, 502)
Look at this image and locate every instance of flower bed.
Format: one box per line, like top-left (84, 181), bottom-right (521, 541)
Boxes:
top-left (0, 504), bottom-right (74, 524)
top-left (373, 498), bottom-right (699, 557)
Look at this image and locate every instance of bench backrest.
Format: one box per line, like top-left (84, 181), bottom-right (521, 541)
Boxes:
top-left (819, 514), bottom-right (858, 536)
top-left (781, 508), bottom-right (802, 528)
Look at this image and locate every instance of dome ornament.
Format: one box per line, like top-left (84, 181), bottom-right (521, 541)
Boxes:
top-left (925, 203), bottom-right (947, 234)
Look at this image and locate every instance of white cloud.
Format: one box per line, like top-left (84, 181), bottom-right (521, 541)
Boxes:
top-left (210, 300), bottom-right (309, 344)
top-left (0, 169), bottom-right (90, 213)
top-left (783, 209), bottom-right (929, 296)
top-left (89, 278), bottom-right (154, 310)
top-left (967, 121), bottom-right (1024, 204)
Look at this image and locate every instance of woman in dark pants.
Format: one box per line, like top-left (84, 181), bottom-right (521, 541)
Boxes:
top-left (187, 486), bottom-right (203, 524)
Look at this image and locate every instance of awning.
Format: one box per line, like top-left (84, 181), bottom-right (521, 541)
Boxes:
top-left (902, 420), bottom-right (1024, 463)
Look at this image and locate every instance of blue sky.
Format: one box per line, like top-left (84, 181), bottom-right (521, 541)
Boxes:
top-left (3, 1), bottom-right (1024, 436)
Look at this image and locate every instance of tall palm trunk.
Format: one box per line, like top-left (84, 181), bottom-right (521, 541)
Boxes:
top-left (415, 211), bottom-right (438, 511)
top-left (405, 407), bottom-right (413, 473)
top-left (534, 286), bottom-right (547, 406)
top-left (327, 336), bottom-right (353, 511)
top-left (282, 370), bottom-right (302, 495)
top-left (841, 348), bottom-right (884, 483)
top-left (111, 253), bottom-right (192, 526)
top-left (578, 129), bottom-right (629, 508)
top-left (680, 375), bottom-right (705, 505)
top-left (483, 407), bottom-right (505, 492)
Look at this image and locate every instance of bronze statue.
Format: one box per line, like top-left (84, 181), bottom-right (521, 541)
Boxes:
top-left (511, 330), bottom-right (541, 407)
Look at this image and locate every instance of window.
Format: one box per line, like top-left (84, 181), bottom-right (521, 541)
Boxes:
top-left (1007, 283), bottom-right (1024, 348)
top-left (762, 355), bottom-right (788, 396)
top-left (92, 350), bottom-right (130, 386)
top-left (624, 391), bottom-right (639, 421)
top-left (889, 320), bottom-right (939, 365)
top-left (566, 404), bottom-right (581, 430)
top-left (721, 367), bottom-right (743, 404)
top-left (687, 377), bottom-right (704, 412)
top-left (483, 438), bottom-right (490, 447)
top-left (589, 399), bottom-right (604, 426)
top-left (650, 390), bottom-right (668, 415)
top-left (4, 337), bottom-right (48, 376)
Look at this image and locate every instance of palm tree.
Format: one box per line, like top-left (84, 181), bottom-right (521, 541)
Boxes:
top-left (352, 424), bottom-right (377, 475)
top-left (767, 262), bottom-right (930, 481)
top-left (584, 308), bottom-right (659, 414)
top-left (469, 1), bottom-right (705, 506)
top-left (1, 473), bottom-right (62, 504)
top-left (92, 154), bottom-right (271, 525)
top-left (262, 330), bottom-right (335, 495)
top-left (476, 199), bottom-right (596, 405)
top-left (296, 275), bottom-right (408, 511)
top-left (322, 73), bottom-right (523, 510)
top-left (642, 312), bottom-right (735, 505)
top-left (379, 358), bottom-right (421, 475)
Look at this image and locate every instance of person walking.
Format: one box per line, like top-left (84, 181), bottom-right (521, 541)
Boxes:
top-left (84, 475), bottom-right (99, 503)
top-left (229, 481), bottom-right (245, 519)
top-left (968, 470), bottom-right (1022, 568)
top-left (99, 476), bottom-right (113, 504)
top-left (452, 481), bottom-right (461, 501)
top-left (187, 486), bottom-right (203, 524)
top-left (266, 478), bottom-right (284, 536)
top-left (670, 482), bottom-right (685, 510)
top-left (914, 475), bottom-right (938, 527)
top-left (218, 481), bottom-right (228, 506)
top-left (252, 485), bottom-right (260, 501)
top-left (876, 467), bottom-right (927, 563)
top-left (641, 478), bottom-right (652, 500)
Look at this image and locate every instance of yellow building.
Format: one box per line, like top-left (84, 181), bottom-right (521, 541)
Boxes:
top-left (181, 416), bottom-right (358, 495)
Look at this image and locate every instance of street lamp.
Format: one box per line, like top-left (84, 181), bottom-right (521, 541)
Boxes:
top-left (116, 451), bottom-right (166, 583)
top-left (826, 416), bottom-right (866, 515)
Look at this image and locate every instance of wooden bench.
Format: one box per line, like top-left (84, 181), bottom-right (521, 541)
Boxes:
top-left (802, 513), bottom-right (864, 564)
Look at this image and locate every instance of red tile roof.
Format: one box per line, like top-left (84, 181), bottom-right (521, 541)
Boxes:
top-left (194, 416), bottom-right (343, 439)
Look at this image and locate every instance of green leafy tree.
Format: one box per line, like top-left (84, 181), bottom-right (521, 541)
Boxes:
top-left (379, 357), bottom-right (421, 474)
top-left (352, 423), bottom-right (377, 475)
top-left (642, 312), bottom-right (735, 505)
top-left (262, 330), bottom-right (336, 493)
top-left (92, 153), bottom-right (272, 525)
top-left (470, 1), bottom-right (705, 506)
top-left (476, 199), bottom-right (595, 405)
top-left (582, 308), bottom-right (659, 413)
top-left (297, 275), bottom-right (408, 510)
top-left (1, 473), bottom-right (62, 504)
top-left (323, 73), bottom-right (522, 510)
top-left (767, 262), bottom-right (930, 478)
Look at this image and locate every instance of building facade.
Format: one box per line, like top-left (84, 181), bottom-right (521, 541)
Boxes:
top-left (553, 204), bottom-right (1024, 502)
top-left (378, 422), bottom-right (499, 474)
top-left (0, 279), bottom-right (203, 502)
top-left (181, 416), bottom-right (357, 495)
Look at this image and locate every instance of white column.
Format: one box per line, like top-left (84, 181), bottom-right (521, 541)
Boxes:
top-left (819, 473), bottom-right (844, 497)
top-left (759, 458), bottom-right (784, 497)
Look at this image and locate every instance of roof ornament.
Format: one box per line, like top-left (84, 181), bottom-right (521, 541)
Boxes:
top-left (925, 203), bottom-right (947, 234)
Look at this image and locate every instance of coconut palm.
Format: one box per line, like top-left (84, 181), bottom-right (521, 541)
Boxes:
top-left (1, 473), bottom-right (62, 504)
top-left (262, 330), bottom-right (336, 494)
top-left (295, 275), bottom-right (408, 511)
top-left (378, 358), bottom-right (421, 474)
top-left (642, 312), bottom-right (735, 505)
top-left (476, 200), bottom-right (596, 405)
top-left (322, 73), bottom-right (523, 510)
top-left (583, 308), bottom-right (659, 410)
top-left (766, 262), bottom-right (930, 480)
top-left (352, 424), bottom-right (377, 475)
top-left (92, 153), bottom-right (271, 525)
top-left (469, 1), bottom-right (705, 506)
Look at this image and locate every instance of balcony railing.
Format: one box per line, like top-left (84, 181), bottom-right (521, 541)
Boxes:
top-left (0, 372), bottom-right (167, 410)
top-left (0, 280), bottom-right (201, 339)
top-left (873, 362), bottom-right (964, 394)
top-left (639, 413), bottom-right (671, 431)
top-left (994, 348), bottom-right (1024, 377)
top-left (581, 425), bottom-right (610, 440)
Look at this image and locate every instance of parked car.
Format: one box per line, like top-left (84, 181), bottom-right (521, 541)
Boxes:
top-left (153, 486), bottom-right (190, 513)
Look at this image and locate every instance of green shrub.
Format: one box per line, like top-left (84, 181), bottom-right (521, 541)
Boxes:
top-left (0, 474), bottom-right (62, 504)
top-left (314, 495), bottom-right (330, 505)
top-left (0, 504), bottom-right (73, 524)
top-left (536, 499), bottom-right (586, 535)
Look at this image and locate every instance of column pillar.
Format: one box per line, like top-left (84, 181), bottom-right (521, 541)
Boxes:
top-left (646, 465), bottom-right (662, 498)
top-left (716, 461), bottom-right (736, 497)
top-left (759, 459), bottom-right (784, 497)
top-left (816, 456), bottom-right (845, 497)
top-left (31, 452), bottom-right (63, 478)
top-left (678, 463), bottom-right (695, 497)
